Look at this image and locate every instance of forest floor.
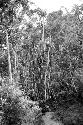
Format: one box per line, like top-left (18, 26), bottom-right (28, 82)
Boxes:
top-left (42, 112), bottom-right (63, 125)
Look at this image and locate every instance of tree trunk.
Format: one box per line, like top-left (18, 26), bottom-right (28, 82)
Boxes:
top-left (42, 16), bottom-right (47, 100)
top-left (44, 71), bottom-right (47, 100)
top-left (6, 30), bottom-right (12, 84)
top-left (47, 36), bottom-right (51, 99)
top-left (14, 50), bottom-right (17, 71)
top-left (42, 16), bottom-right (44, 43)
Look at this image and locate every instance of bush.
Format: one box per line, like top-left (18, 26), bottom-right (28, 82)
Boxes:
top-left (2, 96), bottom-right (24, 125)
top-left (1, 94), bottom-right (43, 125)
top-left (1, 91), bottom-right (43, 125)
top-left (20, 97), bottom-right (42, 125)
top-left (0, 78), bottom-right (43, 125)
top-left (52, 104), bottom-right (83, 125)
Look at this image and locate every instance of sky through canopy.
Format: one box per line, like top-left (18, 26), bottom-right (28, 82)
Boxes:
top-left (31, 0), bottom-right (83, 13)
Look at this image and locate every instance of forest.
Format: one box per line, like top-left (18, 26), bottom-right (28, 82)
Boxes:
top-left (0, 0), bottom-right (83, 125)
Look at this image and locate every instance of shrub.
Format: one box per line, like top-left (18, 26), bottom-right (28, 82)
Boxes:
top-left (1, 96), bottom-right (24, 125)
top-left (0, 78), bottom-right (43, 125)
top-left (20, 97), bottom-right (42, 125)
top-left (52, 104), bottom-right (83, 125)
top-left (1, 94), bottom-right (43, 125)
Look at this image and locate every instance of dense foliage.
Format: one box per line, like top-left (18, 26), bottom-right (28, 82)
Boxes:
top-left (1, 0), bottom-right (83, 125)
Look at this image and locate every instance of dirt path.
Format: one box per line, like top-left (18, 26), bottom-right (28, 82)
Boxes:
top-left (42, 112), bottom-right (63, 125)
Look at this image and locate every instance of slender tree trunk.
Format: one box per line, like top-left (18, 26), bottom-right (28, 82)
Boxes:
top-left (42, 16), bottom-right (44, 43)
top-left (14, 50), bottom-right (17, 71)
top-left (13, 48), bottom-right (18, 83)
top-left (44, 49), bottom-right (50, 100)
top-left (47, 45), bottom-right (50, 99)
top-left (42, 16), bottom-right (47, 100)
top-left (44, 71), bottom-right (47, 100)
top-left (46, 35), bottom-right (51, 99)
top-left (6, 30), bottom-right (12, 84)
